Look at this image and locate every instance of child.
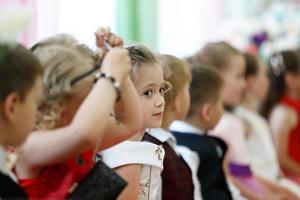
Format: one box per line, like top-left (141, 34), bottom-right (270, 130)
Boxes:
top-left (194, 42), bottom-right (297, 200)
top-left (236, 52), bottom-right (300, 197)
top-left (15, 29), bottom-right (143, 199)
top-left (170, 65), bottom-right (234, 200)
top-left (144, 54), bottom-right (201, 200)
top-left (262, 50), bottom-right (300, 183)
top-left (101, 45), bottom-right (171, 200)
top-left (0, 43), bottom-right (43, 198)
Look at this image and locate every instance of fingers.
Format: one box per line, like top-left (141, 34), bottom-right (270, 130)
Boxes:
top-left (95, 26), bottom-right (124, 49)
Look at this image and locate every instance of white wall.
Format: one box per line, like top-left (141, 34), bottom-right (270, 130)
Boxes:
top-left (35, 0), bottom-right (115, 49)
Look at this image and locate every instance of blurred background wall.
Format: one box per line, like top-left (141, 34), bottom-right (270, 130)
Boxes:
top-left (1, 0), bottom-right (300, 59)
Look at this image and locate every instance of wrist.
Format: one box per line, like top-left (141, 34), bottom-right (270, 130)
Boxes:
top-left (95, 72), bottom-right (121, 101)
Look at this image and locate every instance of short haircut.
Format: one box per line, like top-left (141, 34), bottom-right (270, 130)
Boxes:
top-left (187, 65), bottom-right (224, 117)
top-left (0, 43), bottom-right (43, 102)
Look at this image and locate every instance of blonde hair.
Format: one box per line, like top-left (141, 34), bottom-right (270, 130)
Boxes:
top-left (160, 54), bottom-right (191, 107)
top-left (32, 34), bottom-right (99, 130)
top-left (190, 41), bottom-right (241, 72)
top-left (126, 44), bottom-right (170, 80)
top-left (160, 55), bottom-right (191, 127)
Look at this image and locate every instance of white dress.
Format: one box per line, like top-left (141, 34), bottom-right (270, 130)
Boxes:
top-left (100, 140), bottom-right (165, 200)
top-left (235, 106), bottom-right (280, 181)
top-left (235, 106), bottom-right (300, 197)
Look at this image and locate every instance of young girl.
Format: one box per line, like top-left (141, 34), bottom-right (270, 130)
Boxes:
top-left (15, 29), bottom-right (143, 199)
top-left (262, 50), bottom-right (300, 183)
top-left (144, 54), bottom-right (201, 200)
top-left (235, 52), bottom-right (300, 197)
top-left (0, 43), bottom-right (43, 198)
top-left (101, 45), bottom-right (171, 200)
top-left (193, 42), bottom-right (297, 200)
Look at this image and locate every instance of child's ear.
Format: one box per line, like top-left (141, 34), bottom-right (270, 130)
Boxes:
top-left (2, 93), bottom-right (20, 122)
top-left (198, 103), bottom-right (213, 122)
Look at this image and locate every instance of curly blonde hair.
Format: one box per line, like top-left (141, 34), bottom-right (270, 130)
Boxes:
top-left (32, 34), bottom-right (100, 130)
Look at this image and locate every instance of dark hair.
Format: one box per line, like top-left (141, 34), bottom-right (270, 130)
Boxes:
top-left (187, 65), bottom-right (224, 117)
top-left (0, 43), bottom-right (43, 102)
top-left (261, 50), bottom-right (300, 118)
top-left (244, 53), bottom-right (260, 78)
top-left (189, 41), bottom-right (241, 72)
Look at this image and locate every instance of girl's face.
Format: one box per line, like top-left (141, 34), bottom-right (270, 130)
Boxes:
top-left (248, 62), bottom-right (270, 103)
top-left (222, 54), bottom-right (246, 107)
top-left (134, 65), bottom-right (165, 129)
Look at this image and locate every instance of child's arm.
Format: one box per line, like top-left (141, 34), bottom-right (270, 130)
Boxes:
top-left (270, 106), bottom-right (300, 177)
top-left (16, 48), bottom-right (131, 178)
top-left (223, 155), bottom-right (266, 200)
top-left (93, 27), bottom-right (143, 150)
top-left (255, 175), bottom-right (298, 200)
top-left (98, 76), bottom-right (143, 150)
top-left (114, 164), bottom-right (142, 200)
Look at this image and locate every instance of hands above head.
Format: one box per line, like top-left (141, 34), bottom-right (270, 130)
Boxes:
top-left (94, 26), bottom-right (130, 84)
top-left (100, 47), bottom-right (131, 85)
top-left (95, 26), bottom-right (124, 51)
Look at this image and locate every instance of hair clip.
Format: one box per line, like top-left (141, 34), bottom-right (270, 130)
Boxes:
top-left (270, 53), bottom-right (286, 77)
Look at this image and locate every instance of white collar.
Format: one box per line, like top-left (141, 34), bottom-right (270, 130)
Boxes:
top-left (0, 145), bottom-right (6, 174)
top-left (0, 145), bottom-right (17, 182)
top-left (169, 120), bottom-right (204, 135)
top-left (146, 128), bottom-right (179, 154)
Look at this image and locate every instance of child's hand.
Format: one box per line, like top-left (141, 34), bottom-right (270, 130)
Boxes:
top-left (95, 26), bottom-right (124, 52)
top-left (101, 48), bottom-right (131, 83)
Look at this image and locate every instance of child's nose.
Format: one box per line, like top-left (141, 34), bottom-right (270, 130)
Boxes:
top-left (155, 94), bottom-right (165, 108)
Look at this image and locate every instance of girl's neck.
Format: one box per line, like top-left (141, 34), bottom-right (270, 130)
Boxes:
top-left (129, 130), bottom-right (145, 141)
top-left (287, 88), bottom-right (300, 101)
top-left (240, 92), bottom-right (260, 112)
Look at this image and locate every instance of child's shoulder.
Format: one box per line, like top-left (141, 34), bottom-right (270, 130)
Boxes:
top-left (100, 141), bottom-right (165, 169)
top-left (270, 104), bottom-right (297, 131)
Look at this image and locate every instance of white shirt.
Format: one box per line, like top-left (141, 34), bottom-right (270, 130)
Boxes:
top-left (148, 128), bottom-right (202, 200)
top-left (170, 120), bottom-right (246, 200)
top-left (100, 140), bottom-right (165, 200)
top-left (0, 145), bottom-right (17, 182)
top-left (170, 120), bottom-right (204, 135)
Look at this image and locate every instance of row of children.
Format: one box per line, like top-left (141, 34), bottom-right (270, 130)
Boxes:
top-left (1, 26), bottom-right (300, 200)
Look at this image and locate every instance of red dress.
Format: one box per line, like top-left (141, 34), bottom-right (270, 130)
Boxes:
top-left (19, 151), bottom-right (94, 200)
top-left (281, 96), bottom-right (300, 167)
